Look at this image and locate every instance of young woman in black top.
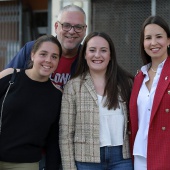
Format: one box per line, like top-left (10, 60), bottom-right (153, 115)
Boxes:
top-left (0, 35), bottom-right (62, 170)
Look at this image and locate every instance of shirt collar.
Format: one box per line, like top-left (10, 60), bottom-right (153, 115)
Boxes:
top-left (141, 59), bottom-right (166, 75)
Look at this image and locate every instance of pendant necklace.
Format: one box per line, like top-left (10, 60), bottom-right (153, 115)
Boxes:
top-left (151, 67), bottom-right (157, 73)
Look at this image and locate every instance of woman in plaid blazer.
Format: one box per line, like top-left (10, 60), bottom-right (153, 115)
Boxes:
top-left (129, 16), bottom-right (170, 170)
top-left (59, 32), bottom-right (134, 170)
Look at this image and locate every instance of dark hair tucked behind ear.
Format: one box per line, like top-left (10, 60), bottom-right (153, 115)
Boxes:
top-left (140, 15), bottom-right (170, 65)
top-left (73, 32), bottom-right (134, 110)
top-left (28, 35), bottom-right (62, 68)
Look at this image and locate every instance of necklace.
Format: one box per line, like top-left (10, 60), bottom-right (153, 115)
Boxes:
top-left (151, 67), bottom-right (157, 73)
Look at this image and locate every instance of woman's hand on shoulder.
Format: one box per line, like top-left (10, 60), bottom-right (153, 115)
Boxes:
top-left (0, 68), bottom-right (20, 79)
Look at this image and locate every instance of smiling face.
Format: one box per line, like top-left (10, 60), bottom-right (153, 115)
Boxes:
top-left (31, 41), bottom-right (60, 81)
top-left (144, 24), bottom-right (170, 62)
top-left (55, 11), bottom-right (86, 55)
top-left (85, 36), bottom-right (111, 74)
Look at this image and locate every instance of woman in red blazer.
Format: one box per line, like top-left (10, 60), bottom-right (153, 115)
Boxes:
top-left (129, 15), bottom-right (170, 170)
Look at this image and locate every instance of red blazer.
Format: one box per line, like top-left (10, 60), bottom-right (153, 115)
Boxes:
top-left (129, 57), bottom-right (170, 170)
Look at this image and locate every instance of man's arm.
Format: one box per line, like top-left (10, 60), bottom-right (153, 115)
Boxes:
top-left (5, 41), bottom-right (35, 69)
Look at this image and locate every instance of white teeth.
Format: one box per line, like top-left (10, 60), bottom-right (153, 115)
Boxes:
top-left (66, 36), bottom-right (75, 39)
top-left (43, 66), bottom-right (50, 69)
top-left (93, 60), bottom-right (102, 64)
top-left (151, 48), bottom-right (159, 52)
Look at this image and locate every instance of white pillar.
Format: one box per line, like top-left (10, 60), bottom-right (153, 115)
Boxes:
top-left (151, 0), bottom-right (156, 15)
top-left (51, 0), bottom-right (61, 36)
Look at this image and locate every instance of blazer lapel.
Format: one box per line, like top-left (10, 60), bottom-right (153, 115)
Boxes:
top-left (131, 72), bottom-right (145, 106)
top-left (150, 57), bottom-right (170, 123)
top-left (84, 73), bottom-right (98, 106)
top-left (130, 71), bottom-right (144, 130)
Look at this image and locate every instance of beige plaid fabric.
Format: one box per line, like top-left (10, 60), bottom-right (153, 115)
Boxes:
top-left (59, 73), bottom-right (131, 170)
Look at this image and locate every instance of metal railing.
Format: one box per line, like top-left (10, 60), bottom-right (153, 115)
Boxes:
top-left (0, 0), bottom-right (21, 71)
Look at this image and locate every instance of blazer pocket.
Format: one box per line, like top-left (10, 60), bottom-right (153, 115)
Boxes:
top-left (74, 136), bottom-right (86, 143)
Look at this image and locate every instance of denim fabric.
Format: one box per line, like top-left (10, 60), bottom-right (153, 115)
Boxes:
top-left (76, 145), bottom-right (133, 170)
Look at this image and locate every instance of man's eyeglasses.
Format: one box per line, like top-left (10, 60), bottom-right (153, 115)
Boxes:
top-left (58, 21), bottom-right (86, 33)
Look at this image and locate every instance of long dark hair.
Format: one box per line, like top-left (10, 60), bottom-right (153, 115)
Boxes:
top-left (73, 32), bottom-right (133, 110)
top-left (140, 15), bottom-right (170, 65)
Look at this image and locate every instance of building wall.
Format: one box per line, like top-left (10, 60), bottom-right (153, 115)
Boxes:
top-left (0, 0), bottom-right (21, 70)
top-left (22, 0), bottom-right (47, 10)
top-left (0, 0), bottom-right (49, 70)
top-left (53, 0), bottom-right (170, 75)
top-left (91, 0), bottom-right (170, 75)
top-left (1, 0), bottom-right (170, 73)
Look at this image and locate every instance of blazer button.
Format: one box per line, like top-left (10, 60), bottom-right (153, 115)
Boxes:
top-left (168, 90), bottom-right (170, 95)
top-left (165, 109), bottom-right (170, 113)
top-left (162, 127), bottom-right (166, 131)
top-left (128, 131), bottom-right (131, 134)
top-left (165, 76), bottom-right (168, 80)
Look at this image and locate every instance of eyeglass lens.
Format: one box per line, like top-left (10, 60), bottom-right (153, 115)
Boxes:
top-left (61, 23), bottom-right (85, 33)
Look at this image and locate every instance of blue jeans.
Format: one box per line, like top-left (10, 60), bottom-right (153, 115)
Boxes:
top-left (76, 145), bottom-right (133, 170)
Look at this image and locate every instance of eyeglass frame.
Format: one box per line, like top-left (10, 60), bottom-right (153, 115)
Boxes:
top-left (57, 21), bottom-right (87, 33)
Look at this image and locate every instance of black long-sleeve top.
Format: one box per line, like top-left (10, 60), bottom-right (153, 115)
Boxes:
top-left (0, 70), bottom-right (62, 170)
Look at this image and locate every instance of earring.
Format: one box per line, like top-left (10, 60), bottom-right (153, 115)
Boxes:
top-left (168, 45), bottom-right (170, 48)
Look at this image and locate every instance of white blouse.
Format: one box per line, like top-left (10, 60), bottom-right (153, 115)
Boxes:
top-left (133, 60), bottom-right (165, 158)
top-left (97, 95), bottom-right (124, 147)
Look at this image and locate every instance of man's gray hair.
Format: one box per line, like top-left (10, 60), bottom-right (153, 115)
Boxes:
top-left (57, 4), bottom-right (86, 22)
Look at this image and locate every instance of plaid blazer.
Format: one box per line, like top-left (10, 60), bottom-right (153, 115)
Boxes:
top-left (59, 73), bottom-right (131, 170)
top-left (129, 57), bottom-right (170, 170)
